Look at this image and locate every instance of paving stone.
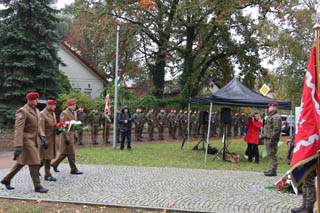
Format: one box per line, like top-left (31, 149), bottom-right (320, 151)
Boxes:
top-left (0, 164), bottom-right (309, 212)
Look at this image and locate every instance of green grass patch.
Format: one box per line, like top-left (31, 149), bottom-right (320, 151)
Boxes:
top-left (76, 137), bottom-right (291, 173)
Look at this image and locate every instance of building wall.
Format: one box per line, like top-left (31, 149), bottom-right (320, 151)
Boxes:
top-left (58, 46), bottom-right (104, 98)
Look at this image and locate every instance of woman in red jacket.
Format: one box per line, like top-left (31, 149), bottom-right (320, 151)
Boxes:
top-left (244, 113), bottom-right (262, 163)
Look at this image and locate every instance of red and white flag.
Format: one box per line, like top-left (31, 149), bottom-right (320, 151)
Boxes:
top-left (105, 93), bottom-right (111, 113)
top-left (289, 46), bottom-right (320, 187)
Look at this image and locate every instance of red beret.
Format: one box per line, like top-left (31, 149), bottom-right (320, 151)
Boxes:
top-left (47, 100), bottom-right (56, 105)
top-left (268, 102), bottom-right (279, 107)
top-left (26, 92), bottom-right (39, 100)
top-left (66, 98), bottom-right (77, 106)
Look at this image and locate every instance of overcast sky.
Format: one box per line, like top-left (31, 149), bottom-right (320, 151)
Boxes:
top-left (56, 0), bottom-right (74, 9)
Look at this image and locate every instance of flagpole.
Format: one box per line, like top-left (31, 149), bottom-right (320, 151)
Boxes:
top-left (313, 22), bottom-right (320, 213)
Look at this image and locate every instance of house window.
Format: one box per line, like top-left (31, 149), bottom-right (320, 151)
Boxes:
top-left (84, 88), bottom-right (92, 97)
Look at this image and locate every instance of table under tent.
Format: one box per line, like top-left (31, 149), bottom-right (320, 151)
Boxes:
top-left (187, 78), bottom-right (292, 163)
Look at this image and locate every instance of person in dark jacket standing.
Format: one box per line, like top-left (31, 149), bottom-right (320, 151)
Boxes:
top-left (244, 113), bottom-right (262, 163)
top-left (119, 105), bottom-right (133, 150)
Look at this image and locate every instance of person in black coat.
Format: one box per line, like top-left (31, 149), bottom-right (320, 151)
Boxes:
top-left (119, 105), bottom-right (133, 150)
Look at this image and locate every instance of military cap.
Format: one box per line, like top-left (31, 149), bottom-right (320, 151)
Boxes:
top-left (26, 92), bottom-right (39, 100)
top-left (268, 102), bottom-right (279, 107)
top-left (66, 98), bottom-right (77, 106)
top-left (47, 99), bottom-right (56, 105)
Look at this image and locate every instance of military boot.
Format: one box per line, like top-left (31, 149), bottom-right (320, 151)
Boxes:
top-left (291, 205), bottom-right (305, 213)
top-left (264, 169), bottom-right (277, 176)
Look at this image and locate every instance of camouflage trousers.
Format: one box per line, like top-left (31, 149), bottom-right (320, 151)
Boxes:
top-left (148, 123), bottom-right (154, 140)
top-left (233, 124), bottom-right (239, 136)
top-left (302, 169), bottom-right (316, 210)
top-left (139, 123), bottom-right (144, 138)
top-left (158, 125), bottom-right (164, 139)
top-left (265, 138), bottom-right (278, 171)
top-left (91, 125), bottom-right (99, 143)
top-left (134, 124), bottom-right (140, 140)
top-left (192, 123), bottom-right (199, 137)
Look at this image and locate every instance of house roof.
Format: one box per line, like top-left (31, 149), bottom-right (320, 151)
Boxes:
top-left (59, 41), bottom-right (108, 84)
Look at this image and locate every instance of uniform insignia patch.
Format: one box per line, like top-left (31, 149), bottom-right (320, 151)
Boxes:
top-left (17, 113), bottom-right (23, 118)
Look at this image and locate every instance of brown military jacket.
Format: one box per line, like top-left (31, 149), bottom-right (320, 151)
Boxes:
top-left (14, 104), bottom-right (44, 165)
top-left (39, 108), bottom-right (57, 160)
top-left (59, 108), bottom-right (77, 155)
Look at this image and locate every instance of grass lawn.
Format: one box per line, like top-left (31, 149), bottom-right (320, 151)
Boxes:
top-left (75, 136), bottom-right (291, 174)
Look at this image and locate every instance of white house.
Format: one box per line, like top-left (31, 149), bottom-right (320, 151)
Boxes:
top-left (58, 42), bottom-right (107, 98)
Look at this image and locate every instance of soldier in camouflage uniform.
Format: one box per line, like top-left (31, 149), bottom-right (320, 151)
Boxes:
top-left (76, 106), bottom-right (86, 145)
top-left (176, 109), bottom-right (183, 137)
top-left (89, 108), bottom-right (101, 145)
top-left (157, 108), bottom-right (166, 140)
top-left (132, 108), bottom-right (141, 141)
top-left (191, 109), bottom-right (199, 138)
top-left (180, 110), bottom-right (188, 137)
top-left (138, 109), bottom-right (146, 139)
top-left (102, 111), bottom-right (112, 144)
top-left (291, 169), bottom-right (316, 213)
top-left (146, 108), bottom-right (155, 141)
top-left (262, 102), bottom-right (282, 176)
top-left (239, 112), bottom-right (248, 136)
top-left (170, 109), bottom-right (178, 139)
top-left (233, 112), bottom-right (240, 136)
top-left (167, 109), bottom-right (174, 138)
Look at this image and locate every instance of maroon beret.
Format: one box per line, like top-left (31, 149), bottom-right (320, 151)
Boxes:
top-left (47, 100), bottom-right (56, 105)
top-left (268, 102), bottom-right (279, 107)
top-left (66, 98), bottom-right (77, 106)
top-left (26, 92), bottom-right (39, 100)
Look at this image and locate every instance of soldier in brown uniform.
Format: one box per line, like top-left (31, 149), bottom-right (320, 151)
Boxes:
top-left (262, 102), bottom-right (282, 177)
top-left (39, 99), bottom-right (57, 181)
top-left (1, 92), bottom-right (48, 193)
top-left (157, 108), bottom-right (166, 140)
top-left (51, 98), bottom-right (83, 175)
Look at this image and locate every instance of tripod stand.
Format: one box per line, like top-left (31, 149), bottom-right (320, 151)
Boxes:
top-left (192, 135), bottom-right (206, 151)
top-left (212, 123), bottom-right (230, 161)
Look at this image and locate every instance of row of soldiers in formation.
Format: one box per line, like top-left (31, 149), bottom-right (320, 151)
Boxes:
top-left (77, 106), bottom-right (251, 144)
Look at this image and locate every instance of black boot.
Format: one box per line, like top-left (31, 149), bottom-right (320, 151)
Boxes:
top-left (291, 205), bottom-right (305, 213)
top-left (1, 180), bottom-right (14, 190)
top-left (35, 186), bottom-right (48, 193)
top-left (264, 169), bottom-right (277, 176)
top-left (51, 164), bottom-right (60, 172)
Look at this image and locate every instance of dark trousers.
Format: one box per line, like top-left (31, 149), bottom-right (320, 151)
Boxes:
top-left (40, 160), bottom-right (52, 177)
top-left (121, 130), bottom-right (131, 149)
top-left (3, 163), bottom-right (41, 188)
top-left (52, 154), bottom-right (77, 172)
top-left (247, 143), bottom-right (259, 162)
top-left (78, 130), bottom-right (83, 144)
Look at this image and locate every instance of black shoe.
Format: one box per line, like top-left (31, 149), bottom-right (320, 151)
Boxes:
top-left (254, 161), bottom-right (259, 164)
top-left (263, 170), bottom-right (270, 175)
top-left (173, 137), bottom-right (177, 139)
top-left (1, 180), bottom-right (14, 190)
top-left (79, 142), bottom-right (84, 145)
top-left (128, 147), bottom-right (132, 150)
top-left (35, 186), bottom-right (48, 193)
top-left (70, 170), bottom-right (83, 175)
top-left (45, 176), bottom-right (57, 181)
top-left (120, 147), bottom-right (124, 150)
top-left (137, 138), bottom-right (141, 141)
top-left (51, 164), bottom-right (60, 172)
top-left (291, 205), bottom-right (305, 213)
top-left (264, 170), bottom-right (277, 177)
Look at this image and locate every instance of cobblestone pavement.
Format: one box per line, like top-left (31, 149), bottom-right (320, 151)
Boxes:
top-left (0, 164), bottom-right (305, 212)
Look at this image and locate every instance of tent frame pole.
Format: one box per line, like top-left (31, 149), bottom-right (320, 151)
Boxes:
top-left (289, 110), bottom-right (293, 137)
top-left (205, 103), bottom-right (213, 163)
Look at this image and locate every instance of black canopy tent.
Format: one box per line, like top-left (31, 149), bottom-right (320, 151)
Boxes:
top-left (187, 78), bottom-right (292, 163)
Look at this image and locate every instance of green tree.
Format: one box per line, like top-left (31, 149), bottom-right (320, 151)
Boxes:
top-left (0, 0), bottom-right (63, 122)
top-left (257, 0), bottom-right (318, 107)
